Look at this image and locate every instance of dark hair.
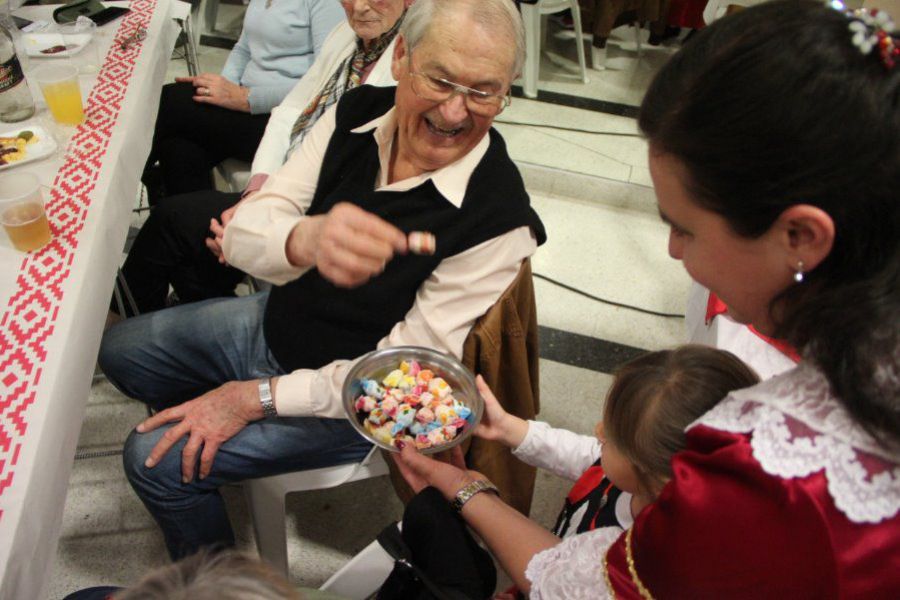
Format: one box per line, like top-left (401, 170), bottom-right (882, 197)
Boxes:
top-left (638, 0), bottom-right (900, 447)
top-left (113, 550), bottom-right (302, 600)
top-left (603, 346), bottom-right (760, 494)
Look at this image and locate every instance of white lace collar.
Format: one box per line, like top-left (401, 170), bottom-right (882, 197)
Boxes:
top-left (690, 363), bottom-right (900, 524)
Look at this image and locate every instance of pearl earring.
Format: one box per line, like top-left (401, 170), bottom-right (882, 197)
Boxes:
top-left (794, 261), bottom-right (805, 283)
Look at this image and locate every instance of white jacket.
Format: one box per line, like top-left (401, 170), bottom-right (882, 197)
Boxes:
top-left (250, 20), bottom-right (398, 177)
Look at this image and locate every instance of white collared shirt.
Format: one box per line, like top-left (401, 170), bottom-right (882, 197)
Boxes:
top-left (224, 102), bottom-right (536, 417)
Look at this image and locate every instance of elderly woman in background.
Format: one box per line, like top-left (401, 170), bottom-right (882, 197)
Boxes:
top-left (112, 0), bottom-right (412, 318)
top-left (142, 0), bottom-right (344, 202)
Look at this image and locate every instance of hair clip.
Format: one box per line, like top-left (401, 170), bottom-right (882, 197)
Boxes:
top-left (846, 8), bottom-right (899, 69)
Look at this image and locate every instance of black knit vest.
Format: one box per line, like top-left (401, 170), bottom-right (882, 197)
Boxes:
top-left (263, 85), bottom-right (546, 372)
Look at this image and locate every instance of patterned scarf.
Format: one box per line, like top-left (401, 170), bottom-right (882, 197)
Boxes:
top-left (286, 13), bottom-right (405, 157)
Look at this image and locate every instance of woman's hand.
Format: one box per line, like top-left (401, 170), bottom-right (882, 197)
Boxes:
top-left (176, 74), bottom-right (251, 112)
top-left (392, 444), bottom-right (485, 501)
top-left (474, 375), bottom-right (529, 448)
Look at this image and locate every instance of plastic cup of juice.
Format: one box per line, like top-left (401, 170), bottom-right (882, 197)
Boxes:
top-left (32, 64), bottom-right (84, 126)
top-left (0, 171), bottom-right (51, 252)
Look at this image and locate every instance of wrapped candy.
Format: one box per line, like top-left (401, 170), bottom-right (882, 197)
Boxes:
top-left (429, 377), bottom-right (451, 399)
top-left (355, 395), bottom-right (377, 412)
top-left (361, 379), bottom-right (384, 399)
top-left (415, 406), bottom-right (435, 423)
top-left (382, 369), bottom-right (404, 388)
top-left (416, 370), bottom-right (435, 386)
top-left (434, 404), bottom-right (458, 425)
top-left (381, 397), bottom-right (399, 418)
top-left (407, 231), bottom-right (436, 255)
top-left (391, 405), bottom-right (416, 435)
top-left (367, 407), bottom-right (388, 425)
top-left (365, 420), bottom-right (396, 446)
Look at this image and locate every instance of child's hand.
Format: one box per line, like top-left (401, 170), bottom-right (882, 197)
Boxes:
top-left (475, 375), bottom-right (529, 448)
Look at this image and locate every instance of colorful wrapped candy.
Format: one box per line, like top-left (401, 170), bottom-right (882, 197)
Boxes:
top-left (354, 359), bottom-right (471, 450)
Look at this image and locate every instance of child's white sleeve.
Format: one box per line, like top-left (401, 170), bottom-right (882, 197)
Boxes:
top-left (512, 420), bottom-right (601, 480)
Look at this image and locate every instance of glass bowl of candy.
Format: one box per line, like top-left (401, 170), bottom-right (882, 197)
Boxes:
top-left (342, 346), bottom-right (482, 455)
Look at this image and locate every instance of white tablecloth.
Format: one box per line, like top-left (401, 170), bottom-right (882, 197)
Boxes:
top-left (0, 2), bottom-right (180, 597)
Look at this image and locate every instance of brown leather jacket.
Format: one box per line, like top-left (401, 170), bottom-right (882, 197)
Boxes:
top-left (387, 260), bottom-right (540, 515)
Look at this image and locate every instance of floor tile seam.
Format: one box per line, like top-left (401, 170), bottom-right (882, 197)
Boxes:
top-left (517, 127), bottom-right (636, 169)
top-left (59, 525), bottom-right (162, 542)
top-left (73, 443), bottom-right (126, 454)
top-left (517, 161), bottom-right (657, 213)
top-left (85, 396), bottom-right (137, 407)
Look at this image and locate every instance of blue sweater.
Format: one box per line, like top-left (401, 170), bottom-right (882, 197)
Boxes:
top-left (220, 0), bottom-right (344, 114)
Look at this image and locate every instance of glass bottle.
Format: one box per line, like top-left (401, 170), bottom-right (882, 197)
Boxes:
top-left (0, 19), bottom-right (35, 123)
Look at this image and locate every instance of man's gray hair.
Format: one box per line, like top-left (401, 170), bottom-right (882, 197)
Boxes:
top-left (400, 0), bottom-right (526, 79)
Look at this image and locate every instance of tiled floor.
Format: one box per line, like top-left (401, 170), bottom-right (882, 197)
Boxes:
top-left (47, 7), bottom-right (694, 598)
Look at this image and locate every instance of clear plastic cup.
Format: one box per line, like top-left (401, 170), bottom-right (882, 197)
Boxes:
top-left (57, 18), bottom-right (100, 74)
top-left (0, 172), bottom-right (51, 252)
top-left (31, 64), bottom-right (85, 126)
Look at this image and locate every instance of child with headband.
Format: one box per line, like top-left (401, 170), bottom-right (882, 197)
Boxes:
top-left (476, 346), bottom-right (759, 539)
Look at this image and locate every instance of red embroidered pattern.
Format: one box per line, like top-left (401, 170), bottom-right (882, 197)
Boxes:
top-left (0, 0), bottom-right (157, 521)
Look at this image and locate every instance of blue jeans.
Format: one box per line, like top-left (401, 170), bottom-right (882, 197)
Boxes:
top-left (99, 292), bottom-right (372, 559)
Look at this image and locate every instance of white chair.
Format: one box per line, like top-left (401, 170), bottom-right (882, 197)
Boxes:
top-left (170, 0), bottom-right (201, 76)
top-left (214, 158), bottom-right (252, 193)
top-left (591, 22), bottom-right (644, 70)
top-left (244, 446), bottom-right (390, 576)
top-left (204, 0), bottom-right (248, 36)
top-left (319, 524), bottom-right (399, 598)
top-left (521, 0), bottom-right (589, 98)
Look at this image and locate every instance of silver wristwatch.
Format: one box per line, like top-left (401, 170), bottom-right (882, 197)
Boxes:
top-left (258, 378), bottom-right (276, 418)
top-left (451, 479), bottom-right (499, 512)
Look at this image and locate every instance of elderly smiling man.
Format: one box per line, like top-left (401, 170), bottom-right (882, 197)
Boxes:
top-left (100, 0), bottom-right (545, 559)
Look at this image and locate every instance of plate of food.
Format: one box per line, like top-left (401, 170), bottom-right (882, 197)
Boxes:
top-left (343, 346), bottom-right (483, 454)
top-left (23, 32), bottom-right (92, 58)
top-left (0, 126), bottom-right (57, 170)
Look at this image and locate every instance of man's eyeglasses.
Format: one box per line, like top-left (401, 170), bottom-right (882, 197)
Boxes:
top-left (407, 62), bottom-right (510, 116)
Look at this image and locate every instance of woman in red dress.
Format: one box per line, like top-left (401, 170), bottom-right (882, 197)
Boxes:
top-left (392, 1), bottom-right (900, 597)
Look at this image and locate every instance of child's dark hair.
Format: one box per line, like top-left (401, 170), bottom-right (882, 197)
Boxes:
top-left (638, 0), bottom-right (900, 447)
top-left (603, 346), bottom-right (759, 494)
